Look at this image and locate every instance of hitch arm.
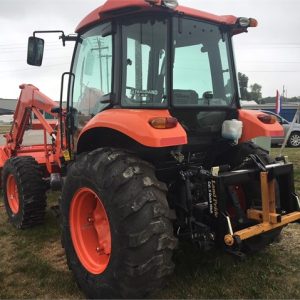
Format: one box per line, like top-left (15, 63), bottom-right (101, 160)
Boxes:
top-left (224, 170), bottom-right (300, 246)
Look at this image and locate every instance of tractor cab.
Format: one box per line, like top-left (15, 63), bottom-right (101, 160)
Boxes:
top-left (70, 0), bottom-right (244, 141)
top-left (27, 0), bottom-right (266, 157)
top-left (63, 0), bottom-right (262, 155)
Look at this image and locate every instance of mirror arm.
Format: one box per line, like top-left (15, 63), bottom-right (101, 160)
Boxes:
top-left (62, 34), bottom-right (78, 45)
top-left (33, 30), bottom-right (77, 46)
top-left (33, 30), bottom-right (64, 37)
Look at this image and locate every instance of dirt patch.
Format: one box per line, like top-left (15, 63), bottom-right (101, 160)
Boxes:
top-left (38, 239), bottom-right (68, 273)
top-left (277, 223), bottom-right (300, 251)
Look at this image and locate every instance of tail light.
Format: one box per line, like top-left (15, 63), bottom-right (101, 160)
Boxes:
top-left (257, 114), bottom-right (277, 124)
top-left (249, 18), bottom-right (258, 27)
top-left (149, 117), bottom-right (178, 129)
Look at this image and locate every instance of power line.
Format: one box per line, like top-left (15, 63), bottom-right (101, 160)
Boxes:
top-left (241, 70), bottom-right (300, 73)
top-left (0, 63), bottom-right (70, 74)
top-left (0, 47), bottom-right (70, 54)
top-left (0, 56), bottom-right (71, 63)
top-left (0, 41), bottom-right (64, 48)
top-left (241, 61), bottom-right (300, 64)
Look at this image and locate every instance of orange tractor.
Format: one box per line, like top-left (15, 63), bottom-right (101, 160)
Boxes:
top-left (1, 0), bottom-right (300, 298)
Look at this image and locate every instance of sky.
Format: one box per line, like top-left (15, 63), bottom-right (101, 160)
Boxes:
top-left (0, 0), bottom-right (300, 100)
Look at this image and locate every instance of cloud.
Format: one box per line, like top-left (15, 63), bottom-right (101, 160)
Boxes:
top-left (0, 0), bottom-right (299, 98)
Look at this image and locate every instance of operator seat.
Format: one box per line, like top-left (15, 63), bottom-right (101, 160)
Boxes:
top-left (171, 90), bottom-right (199, 130)
top-left (77, 86), bottom-right (104, 116)
top-left (173, 89), bottom-right (199, 106)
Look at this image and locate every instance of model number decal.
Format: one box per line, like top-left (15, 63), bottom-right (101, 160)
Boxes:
top-left (208, 180), bottom-right (218, 218)
top-left (130, 89), bottom-right (158, 97)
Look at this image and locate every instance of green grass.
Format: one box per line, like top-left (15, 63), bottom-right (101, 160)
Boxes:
top-left (0, 148), bottom-right (299, 298)
top-left (0, 125), bottom-right (11, 134)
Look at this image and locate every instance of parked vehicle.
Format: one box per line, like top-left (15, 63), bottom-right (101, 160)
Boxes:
top-left (261, 110), bottom-right (300, 147)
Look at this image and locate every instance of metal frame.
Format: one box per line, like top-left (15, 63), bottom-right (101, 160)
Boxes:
top-left (208, 162), bottom-right (300, 246)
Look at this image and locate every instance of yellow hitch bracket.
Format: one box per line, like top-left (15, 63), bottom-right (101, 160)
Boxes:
top-left (224, 171), bottom-right (300, 246)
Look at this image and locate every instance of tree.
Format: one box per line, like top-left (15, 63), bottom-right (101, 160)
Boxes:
top-left (238, 72), bottom-right (262, 102)
top-left (238, 72), bottom-right (250, 100)
top-left (249, 83), bottom-right (262, 102)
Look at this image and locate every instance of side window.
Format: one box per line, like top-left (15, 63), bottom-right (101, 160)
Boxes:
top-left (125, 39), bottom-right (151, 102)
top-left (277, 116), bottom-right (283, 124)
top-left (219, 39), bottom-right (234, 103)
top-left (121, 19), bottom-right (168, 107)
top-left (72, 26), bottom-right (112, 117)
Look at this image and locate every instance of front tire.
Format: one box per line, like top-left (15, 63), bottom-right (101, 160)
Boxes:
top-left (61, 148), bottom-right (177, 299)
top-left (2, 156), bottom-right (47, 229)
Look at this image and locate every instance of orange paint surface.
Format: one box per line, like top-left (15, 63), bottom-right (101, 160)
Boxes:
top-left (76, 0), bottom-right (237, 32)
top-left (79, 109), bottom-right (187, 148)
top-left (238, 109), bottom-right (284, 143)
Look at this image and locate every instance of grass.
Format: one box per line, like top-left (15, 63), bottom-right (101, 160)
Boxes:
top-left (0, 125), bottom-right (11, 134)
top-left (0, 148), bottom-right (299, 299)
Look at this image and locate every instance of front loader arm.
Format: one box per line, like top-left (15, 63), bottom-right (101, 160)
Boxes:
top-left (6, 84), bottom-right (59, 153)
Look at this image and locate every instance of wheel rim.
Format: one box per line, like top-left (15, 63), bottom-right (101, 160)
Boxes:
top-left (290, 134), bottom-right (300, 147)
top-left (6, 174), bottom-right (19, 214)
top-left (70, 188), bottom-right (111, 274)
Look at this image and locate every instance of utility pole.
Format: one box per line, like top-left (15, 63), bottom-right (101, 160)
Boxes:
top-left (286, 89), bottom-right (288, 100)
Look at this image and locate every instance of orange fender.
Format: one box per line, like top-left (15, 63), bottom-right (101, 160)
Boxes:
top-left (238, 109), bottom-right (284, 143)
top-left (79, 109), bottom-right (187, 148)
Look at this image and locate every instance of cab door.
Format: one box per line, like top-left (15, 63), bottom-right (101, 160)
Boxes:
top-left (69, 23), bottom-right (113, 147)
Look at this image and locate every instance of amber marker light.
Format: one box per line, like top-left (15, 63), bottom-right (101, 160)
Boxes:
top-left (249, 18), bottom-right (258, 27)
top-left (149, 117), bottom-right (178, 129)
top-left (257, 114), bottom-right (277, 124)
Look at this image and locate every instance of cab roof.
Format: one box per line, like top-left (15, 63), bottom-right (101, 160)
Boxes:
top-left (76, 0), bottom-right (237, 33)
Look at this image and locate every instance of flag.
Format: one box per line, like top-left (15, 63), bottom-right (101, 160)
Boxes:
top-left (275, 90), bottom-right (282, 114)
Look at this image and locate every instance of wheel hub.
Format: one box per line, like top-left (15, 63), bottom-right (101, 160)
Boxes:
top-left (6, 174), bottom-right (19, 214)
top-left (290, 134), bottom-right (300, 147)
top-left (70, 188), bottom-right (111, 274)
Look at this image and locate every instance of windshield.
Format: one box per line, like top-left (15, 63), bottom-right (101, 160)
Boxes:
top-left (121, 16), bottom-right (235, 108)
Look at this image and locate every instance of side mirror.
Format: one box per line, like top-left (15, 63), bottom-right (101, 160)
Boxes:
top-left (27, 36), bottom-right (44, 66)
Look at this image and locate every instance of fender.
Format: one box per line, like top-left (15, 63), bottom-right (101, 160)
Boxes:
top-left (79, 109), bottom-right (187, 148)
top-left (238, 109), bottom-right (284, 143)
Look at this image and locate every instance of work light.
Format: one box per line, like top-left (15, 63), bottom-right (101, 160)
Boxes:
top-left (237, 17), bottom-right (258, 28)
top-left (144, 0), bottom-right (178, 9)
top-left (237, 17), bottom-right (250, 27)
top-left (162, 0), bottom-right (178, 9)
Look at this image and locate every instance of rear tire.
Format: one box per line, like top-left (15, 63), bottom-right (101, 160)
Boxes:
top-left (2, 156), bottom-right (47, 229)
top-left (288, 132), bottom-right (300, 147)
top-left (61, 148), bottom-right (177, 299)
